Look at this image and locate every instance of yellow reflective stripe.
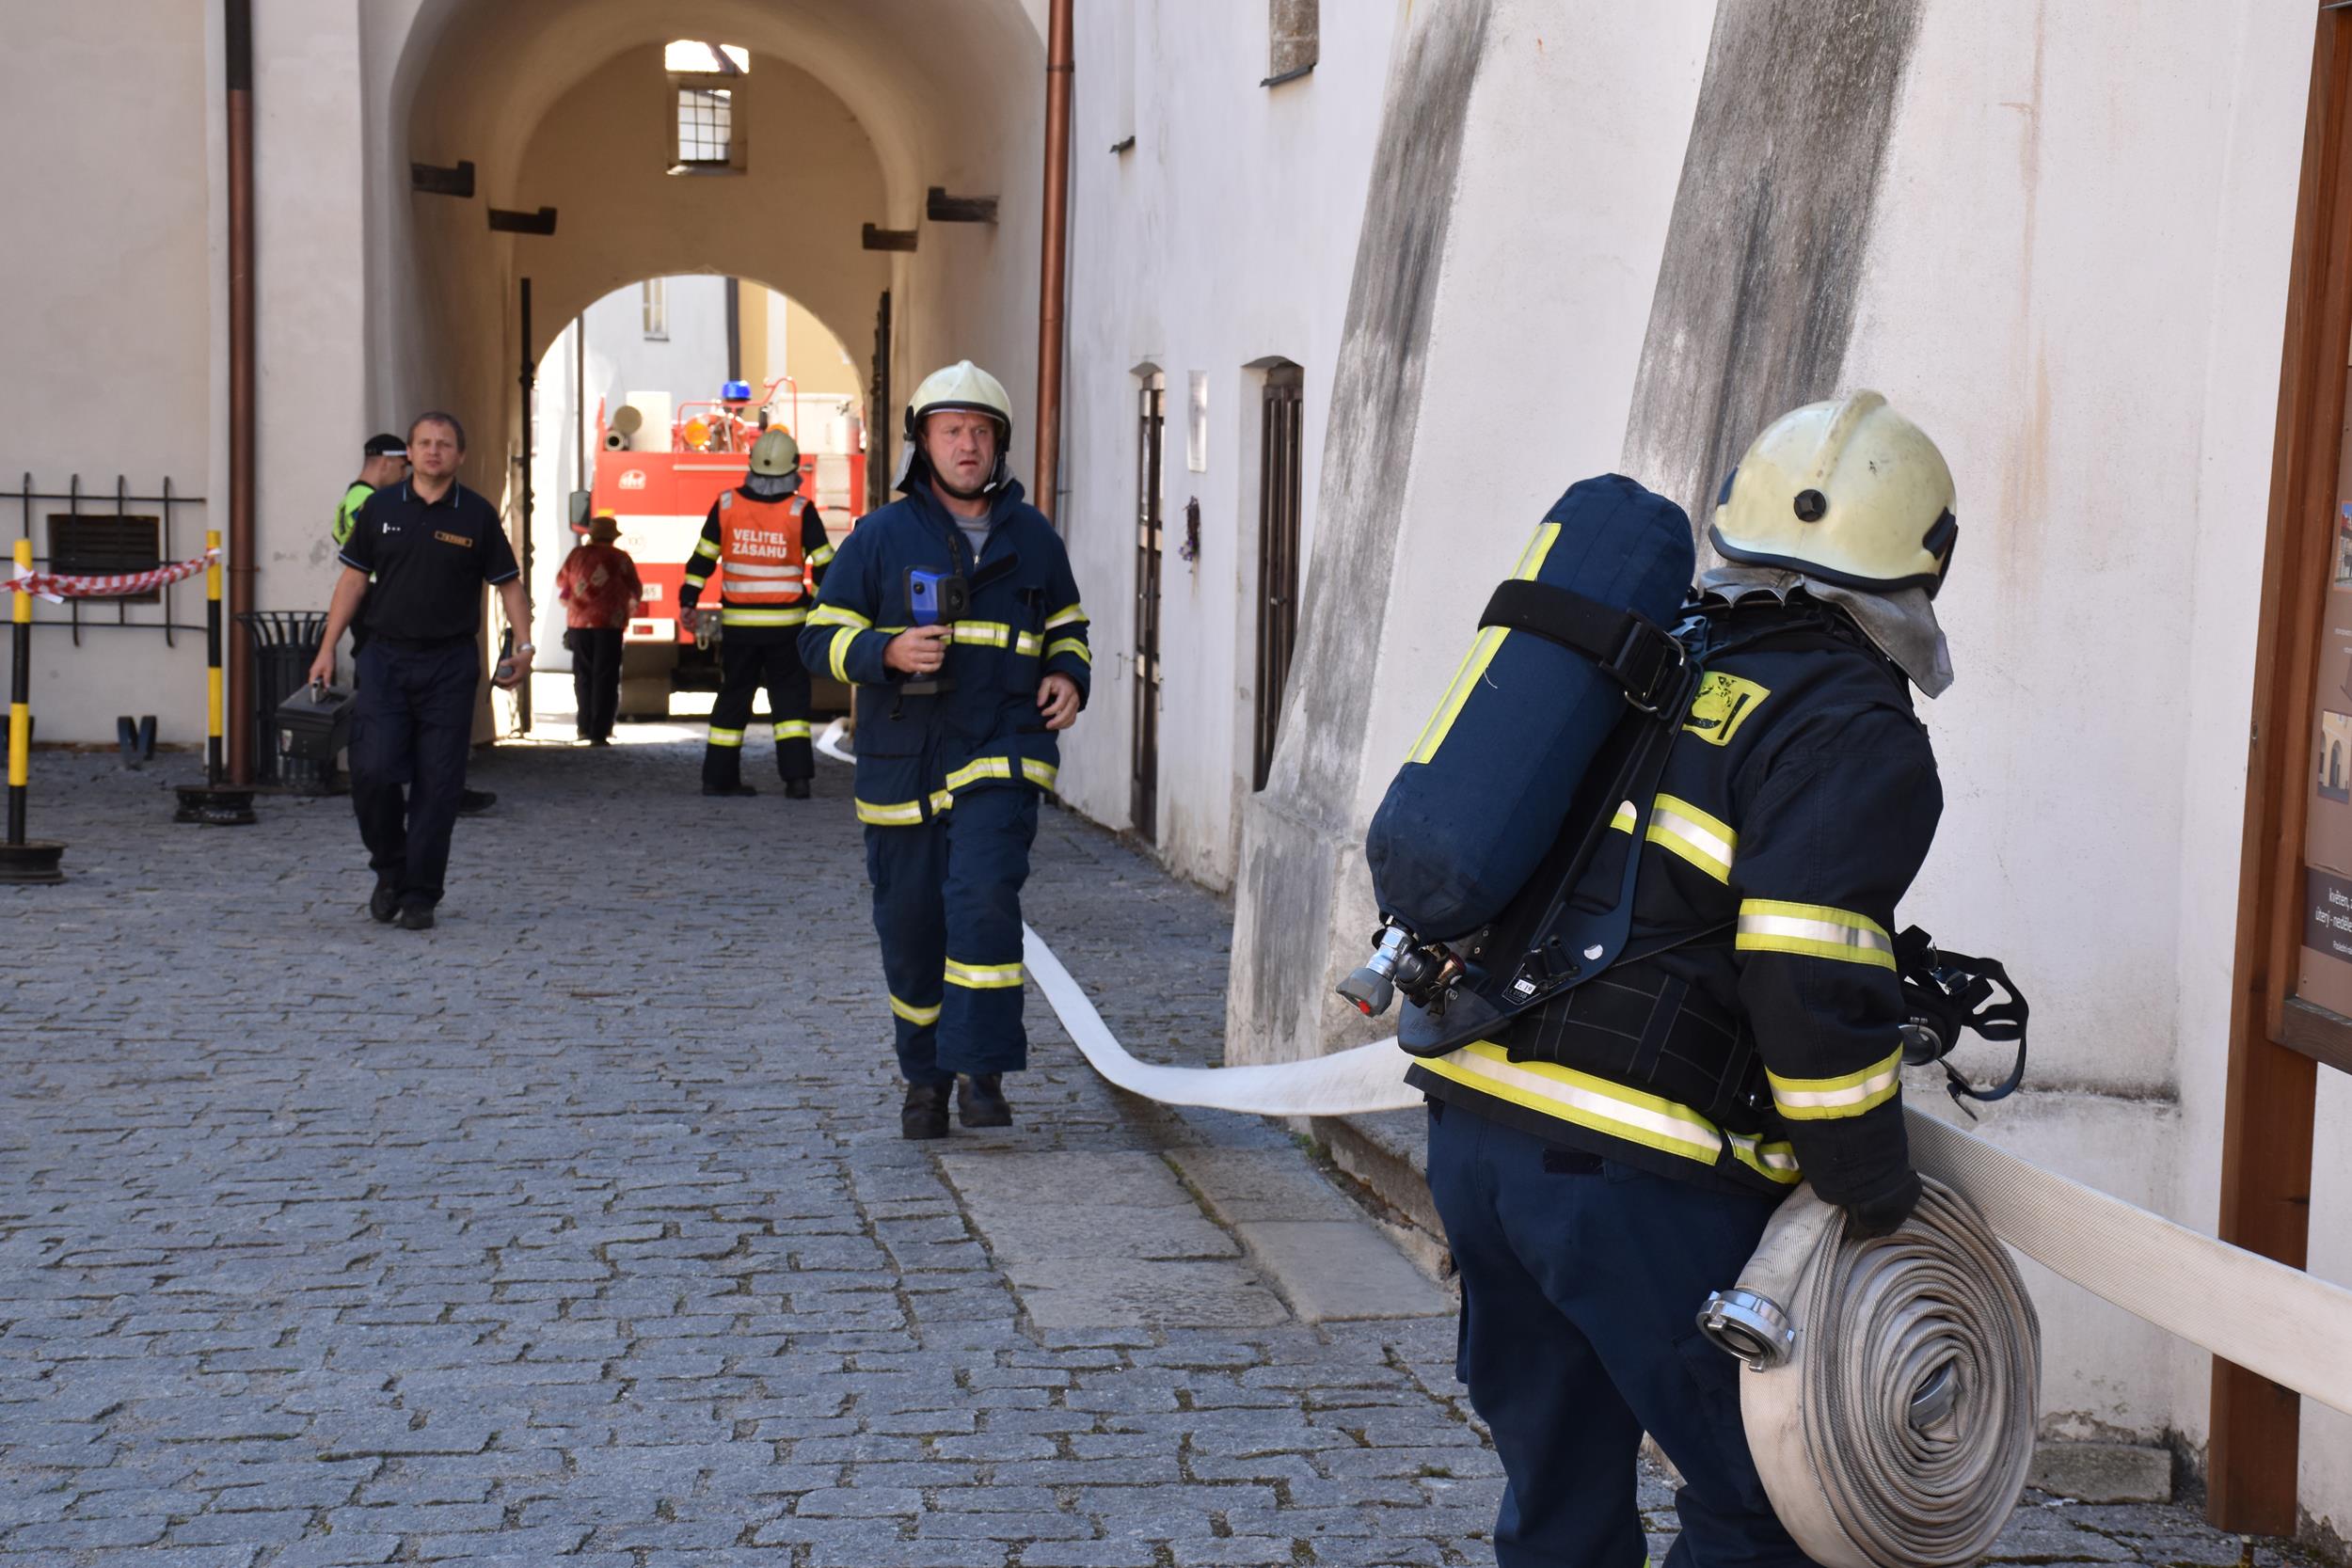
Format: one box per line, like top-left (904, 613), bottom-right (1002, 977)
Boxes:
top-left (693, 538), bottom-right (722, 559)
top-left (1768, 1046), bottom-right (1904, 1121)
top-left (1610, 800), bottom-right (1636, 833)
top-left (1725, 1132), bottom-right (1803, 1184)
top-left (1647, 794), bottom-right (1736, 884)
top-left (773, 720), bottom-right (812, 739)
top-left (1735, 900), bottom-right (1897, 970)
top-left (1015, 631), bottom-right (1042, 657)
top-left (807, 604), bottom-right (872, 630)
top-left (1406, 523), bottom-right (1560, 765)
top-left (946, 756), bottom-right (1015, 791)
top-left (808, 545), bottom-right (836, 567)
top-left (855, 797), bottom-right (926, 826)
top-left (707, 726), bottom-right (745, 748)
top-left (719, 607), bottom-right (809, 626)
top-left (828, 627), bottom-right (858, 682)
top-left (890, 994), bottom-right (942, 1026)
top-left (1420, 1041), bottom-right (1729, 1168)
top-left (930, 788), bottom-right (955, 815)
top-left (1045, 637), bottom-right (1090, 664)
top-left (1045, 603), bottom-right (1088, 630)
top-left (951, 621), bottom-right (1015, 648)
top-left (684, 572), bottom-right (709, 589)
top-left (1021, 758), bottom-right (1058, 789)
top-left (945, 958), bottom-right (1025, 990)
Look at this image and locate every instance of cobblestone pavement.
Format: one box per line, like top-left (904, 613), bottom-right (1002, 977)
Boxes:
top-left (0, 721), bottom-right (2328, 1568)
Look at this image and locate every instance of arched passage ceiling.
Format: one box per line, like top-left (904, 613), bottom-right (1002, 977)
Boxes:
top-left (394, 0), bottom-right (1042, 228)
top-left (509, 44), bottom-right (891, 365)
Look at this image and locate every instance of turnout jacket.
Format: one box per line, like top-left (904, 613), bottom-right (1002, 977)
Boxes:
top-left (680, 486), bottom-right (834, 633)
top-left (1408, 597), bottom-right (1941, 1210)
top-left (798, 478), bottom-right (1091, 826)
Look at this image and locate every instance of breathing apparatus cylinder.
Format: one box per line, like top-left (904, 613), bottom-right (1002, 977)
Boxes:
top-left (1364, 474), bottom-right (1695, 946)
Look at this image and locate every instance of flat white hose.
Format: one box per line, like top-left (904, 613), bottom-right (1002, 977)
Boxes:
top-left (1723, 1180), bottom-right (2040, 1568)
top-left (811, 725), bottom-right (2352, 1427)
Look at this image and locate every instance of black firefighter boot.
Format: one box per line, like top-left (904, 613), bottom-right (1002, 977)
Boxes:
top-left (957, 1074), bottom-right (1012, 1129)
top-left (900, 1081), bottom-right (951, 1141)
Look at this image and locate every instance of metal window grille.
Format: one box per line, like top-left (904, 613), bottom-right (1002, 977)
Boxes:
top-left (12, 475), bottom-right (205, 643)
top-left (1253, 367), bottom-right (1304, 790)
top-left (1133, 379), bottom-right (1165, 843)
top-left (676, 86), bottom-right (733, 164)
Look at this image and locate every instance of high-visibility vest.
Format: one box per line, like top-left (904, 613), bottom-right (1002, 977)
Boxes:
top-left (717, 491), bottom-right (810, 605)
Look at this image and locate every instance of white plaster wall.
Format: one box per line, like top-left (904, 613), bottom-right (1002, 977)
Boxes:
top-left (0, 2), bottom-right (219, 746)
top-left (1057, 0), bottom-right (1402, 885)
top-left (0, 1), bottom-right (367, 747)
top-left (1348, 0), bottom-right (1717, 827)
top-left (252, 0), bottom-right (370, 625)
top-left (1843, 0), bottom-right (2327, 1450)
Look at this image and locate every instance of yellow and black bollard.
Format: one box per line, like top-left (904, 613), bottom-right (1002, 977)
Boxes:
top-left (0, 537), bottom-right (64, 881)
top-left (173, 530), bottom-right (256, 826)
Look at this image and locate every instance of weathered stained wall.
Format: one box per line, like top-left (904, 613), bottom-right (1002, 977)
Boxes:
top-left (1228, 0), bottom-right (1496, 1065)
top-left (1230, 0), bottom-right (1718, 1067)
top-left (1620, 0), bottom-right (1921, 517)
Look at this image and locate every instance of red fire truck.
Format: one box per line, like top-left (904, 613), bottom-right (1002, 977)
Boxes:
top-left (586, 377), bottom-right (866, 712)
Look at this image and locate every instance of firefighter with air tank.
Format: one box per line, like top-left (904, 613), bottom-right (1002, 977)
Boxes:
top-left (679, 427), bottom-right (834, 798)
top-left (1364, 393), bottom-right (1971, 1568)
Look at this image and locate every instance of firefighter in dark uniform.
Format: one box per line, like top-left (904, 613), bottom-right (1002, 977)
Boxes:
top-left (1411, 392), bottom-right (1960, 1568)
top-left (679, 428), bottom-right (834, 798)
top-left (309, 411), bottom-right (532, 931)
top-left (800, 361), bottom-right (1089, 1139)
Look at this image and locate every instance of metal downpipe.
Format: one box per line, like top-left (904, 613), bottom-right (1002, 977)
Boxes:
top-left (1033, 0), bottom-right (1074, 521)
top-left (224, 0), bottom-right (257, 784)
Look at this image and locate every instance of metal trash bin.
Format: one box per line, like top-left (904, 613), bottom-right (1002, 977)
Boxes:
top-left (237, 611), bottom-right (335, 791)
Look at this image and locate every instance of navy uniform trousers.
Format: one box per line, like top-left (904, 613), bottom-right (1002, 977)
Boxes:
top-left (704, 629), bottom-right (815, 790)
top-left (865, 784), bottom-right (1039, 1086)
top-left (1424, 1101), bottom-right (1813, 1568)
top-left (349, 639), bottom-right (477, 908)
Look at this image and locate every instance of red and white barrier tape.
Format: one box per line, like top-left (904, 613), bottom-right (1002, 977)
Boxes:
top-left (9, 546), bottom-right (218, 603)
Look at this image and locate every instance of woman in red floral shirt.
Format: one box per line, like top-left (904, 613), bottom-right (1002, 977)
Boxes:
top-left (555, 514), bottom-right (644, 745)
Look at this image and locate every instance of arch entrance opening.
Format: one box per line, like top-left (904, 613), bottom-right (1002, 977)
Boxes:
top-left (362, 0), bottom-right (1047, 741)
top-left (530, 275), bottom-right (864, 732)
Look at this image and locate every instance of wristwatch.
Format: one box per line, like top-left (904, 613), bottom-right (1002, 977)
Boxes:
top-left (514, 641), bottom-right (537, 655)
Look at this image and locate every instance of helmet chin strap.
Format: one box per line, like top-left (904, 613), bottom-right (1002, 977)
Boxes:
top-left (933, 470), bottom-right (993, 502)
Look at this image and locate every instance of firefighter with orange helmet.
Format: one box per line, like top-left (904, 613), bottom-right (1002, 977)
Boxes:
top-left (678, 427), bottom-right (834, 797)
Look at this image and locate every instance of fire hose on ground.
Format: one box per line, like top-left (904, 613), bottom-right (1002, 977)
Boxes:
top-left (814, 720), bottom-right (2352, 1566)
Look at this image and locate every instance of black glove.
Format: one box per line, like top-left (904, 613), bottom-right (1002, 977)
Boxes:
top-left (1843, 1168), bottom-right (1922, 1240)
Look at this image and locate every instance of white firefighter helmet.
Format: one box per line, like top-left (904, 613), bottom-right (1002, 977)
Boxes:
top-left (1710, 390), bottom-right (1958, 597)
top-left (749, 427), bottom-right (801, 477)
top-left (899, 360), bottom-right (1013, 497)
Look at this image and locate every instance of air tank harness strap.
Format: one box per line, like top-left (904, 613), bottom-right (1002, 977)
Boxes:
top-left (1892, 927), bottom-right (2030, 1112)
top-left (1479, 580), bottom-right (1687, 715)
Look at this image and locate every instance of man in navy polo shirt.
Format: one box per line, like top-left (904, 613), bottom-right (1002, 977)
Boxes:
top-left (309, 411), bottom-right (532, 930)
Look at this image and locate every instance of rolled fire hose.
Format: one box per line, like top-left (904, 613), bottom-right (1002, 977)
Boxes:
top-left (812, 722), bottom-right (2352, 1553)
top-left (1699, 1180), bottom-right (2040, 1568)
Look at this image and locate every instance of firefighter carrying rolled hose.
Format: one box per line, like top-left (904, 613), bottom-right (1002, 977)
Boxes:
top-left (1404, 393), bottom-right (1963, 1568)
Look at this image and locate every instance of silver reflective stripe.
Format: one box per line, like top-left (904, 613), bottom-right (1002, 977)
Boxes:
top-left (1649, 797), bottom-right (1735, 881)
top-left (1735, 900), bottom-right (1896, 968)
